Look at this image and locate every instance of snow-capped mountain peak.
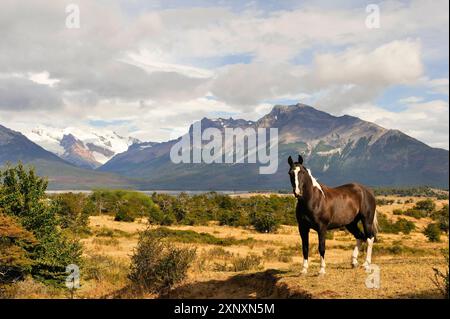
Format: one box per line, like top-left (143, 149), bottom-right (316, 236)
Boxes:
top-left (23, 126), bottom-right (141, 169)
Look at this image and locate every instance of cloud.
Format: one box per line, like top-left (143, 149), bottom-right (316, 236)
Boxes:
top-left (0, 76), bottom-right (63, 111)
top-left (0, 0), bottom-right (448, 149)
top-left (398, 96), bottom-right (424, 104)
top-left (210, 63), bottom-right (306, 108)
top-left (304, 40), bottom-right (424, 111)
top-left (344, 99), bottom-right (449, 149)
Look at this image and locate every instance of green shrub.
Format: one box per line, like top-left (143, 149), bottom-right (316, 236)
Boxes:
top-left (403, 209), bottom-right (428, 219)
top-left (219, 210), bottom-right (241, 226)
top-left (376, 198), bottom-right (395, 206)
top-left (145, 227), bottom-right (254, 246)
top-left (251, 212), bottom-right (280, 233)
top-left (378, 213), bottom-right (416, 234)
top-left (413, 199), bottom-right (436, 214)
top-left (373, 244), bottom-right (426, 256)
top-left (424, 223), bottom-right (441, 242)
top-left (114, 205), bottom-right (135, 222)
top-left (128, 230), bottom-right (196, 292)
top-left (431, 205), bottom-right (449, 233)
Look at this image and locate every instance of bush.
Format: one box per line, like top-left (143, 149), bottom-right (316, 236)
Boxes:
top-left (128, 230), bottom-right (196, 292)
top-left (145, 227), bottom-right (254, 246)
top-left (403, 209), bottom-right (428, 219)
top-left (114, 204), bottom-right (135, 222)
top-left (431, 205), bottom-right (449, 233)
top-left (376, 198), bottom-right (395, 206)
top-left (230, 254), bottom-right (263, 272)
top-left (424, 223), bottom-right (441, 242)
top-left (378, 213), bottom-right (416, 234)
top-left (251, 212), bottom-right (280, 233)
top-left (413, 199), bottom-right (436, 214)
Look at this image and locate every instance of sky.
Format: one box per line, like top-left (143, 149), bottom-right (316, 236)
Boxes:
top-left (0, 0), bottom-right (448, 149)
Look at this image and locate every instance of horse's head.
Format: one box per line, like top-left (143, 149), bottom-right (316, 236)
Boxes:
top-left (288, 155), bottom-right (307, 198)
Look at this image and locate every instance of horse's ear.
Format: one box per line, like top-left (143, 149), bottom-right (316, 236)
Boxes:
top-left (288, 156), bottom-right (294, 166)
top-left (298, 155), bottom-right (303, 165)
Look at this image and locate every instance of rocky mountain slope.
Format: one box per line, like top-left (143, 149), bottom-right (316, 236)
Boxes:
top-left (99, 104), bottom-right (449, 189)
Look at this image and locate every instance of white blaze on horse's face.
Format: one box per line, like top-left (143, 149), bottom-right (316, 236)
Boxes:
top-left (293, 166), bottom-right (301, 197)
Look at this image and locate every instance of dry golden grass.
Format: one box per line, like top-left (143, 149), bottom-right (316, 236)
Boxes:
top-left (71, 196), bottom-right (450, 299)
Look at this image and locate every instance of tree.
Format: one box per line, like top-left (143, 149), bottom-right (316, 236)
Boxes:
top-left (52, 192), bottom-right (91, 232)
top-left (0, 213), bottom-right (37, 284)
top-left (0, 163), bottom-right (82, 285)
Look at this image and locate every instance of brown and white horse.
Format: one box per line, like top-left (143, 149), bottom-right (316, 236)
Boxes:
top-left (288, 155), bottom-right (378, 275)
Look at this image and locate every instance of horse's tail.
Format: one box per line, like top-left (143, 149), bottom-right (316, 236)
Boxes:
top-left (373, 210), bottom-right (380, 240)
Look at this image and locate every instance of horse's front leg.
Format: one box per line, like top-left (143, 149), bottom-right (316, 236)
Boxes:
top-left (318, 226), bottom-right (327, 275)
top-left (299, 225), bottom-right (309, 274)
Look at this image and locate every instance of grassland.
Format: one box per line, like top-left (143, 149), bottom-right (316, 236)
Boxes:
top-left (9, 195), bottom-right (449, 299)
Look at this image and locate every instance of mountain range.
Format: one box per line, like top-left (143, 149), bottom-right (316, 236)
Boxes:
top-left (23, 127), bottom-right (140, 169)
top-left (1, 103), bottom-right (448, 189)
top-left (0, 124), bottom-right (137, 189)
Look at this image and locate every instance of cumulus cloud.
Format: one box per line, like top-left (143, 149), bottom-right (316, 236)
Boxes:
top-left (344, 100), bottom-right (449, 149)
top-left (0, 0), bottom-right (448, 149)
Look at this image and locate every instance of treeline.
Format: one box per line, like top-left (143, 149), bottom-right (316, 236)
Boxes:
top-left (46, 190), bottom-right (298, 234)
top-left (373, 186), bottom-right (449, 199)
top-left (150, 192), bottom-right (297, 232)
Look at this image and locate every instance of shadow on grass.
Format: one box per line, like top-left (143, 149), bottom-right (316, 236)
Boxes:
top-left (395, 289), bottom-right (445, 299)
top-left (158, 269), bottom-right (312, 299)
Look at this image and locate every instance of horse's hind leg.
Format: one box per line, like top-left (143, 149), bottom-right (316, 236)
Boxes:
top-left (361, 214), bottom-right (376, 270)
top-left (318, 226), bottom-right (327, 275)
top-left (345, 221), bottom-right (366, 268)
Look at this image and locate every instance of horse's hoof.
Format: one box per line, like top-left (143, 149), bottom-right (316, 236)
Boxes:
top-left (318, 269), bottom-right (326, 276)
top-left (301, 269), bottom-right (308, 275)
top-left (351, 262), bottom-right (358, 269)
top-left (363, 262), bottom-right (371, 272)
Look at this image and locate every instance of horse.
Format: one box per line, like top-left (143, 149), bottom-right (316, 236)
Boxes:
top-left (288, 155), bottom-right (378, 275)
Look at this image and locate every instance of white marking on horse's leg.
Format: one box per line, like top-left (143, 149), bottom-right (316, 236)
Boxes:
top-left (319, 256), bottom-right (326, 275)
top-left (301, 259), bottom-right (308, 274)
top-left (363, 237), bottom-right (374, 269)
top-left (352, 239), bottom-right (362, 268)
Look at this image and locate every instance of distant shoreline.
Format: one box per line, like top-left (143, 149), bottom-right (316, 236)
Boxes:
top-left (45, 190), bottom-right (256, 195)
